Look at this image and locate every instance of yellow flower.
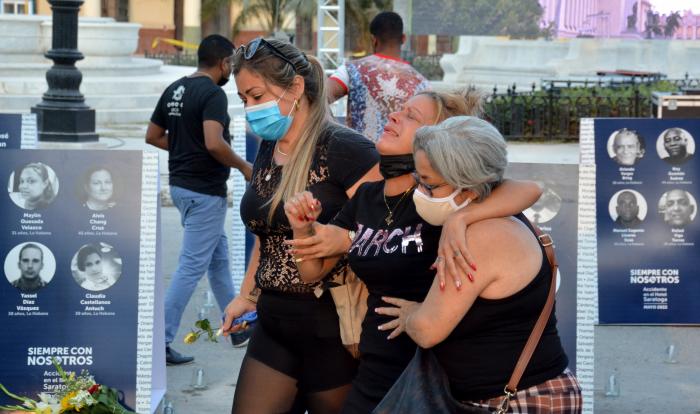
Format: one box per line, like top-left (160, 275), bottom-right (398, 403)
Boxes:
top-left (183, 332), bottom-right (198, 344)
top-left (60, 391), bottom-right (77, 411)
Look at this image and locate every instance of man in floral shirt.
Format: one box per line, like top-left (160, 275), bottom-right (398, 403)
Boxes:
top-left (328, 11), bottom-right (430, 142)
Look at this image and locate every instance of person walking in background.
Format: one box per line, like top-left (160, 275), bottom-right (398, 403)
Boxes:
top-left (146, 34), bottom-right (252, 365)
top-left (327, 11), bottom-right (430, 142)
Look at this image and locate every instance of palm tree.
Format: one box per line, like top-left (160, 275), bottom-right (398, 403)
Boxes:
top-left (664, 11), bottom-right (683, 38)
top-left (643, 10), bottom-right (662, 39)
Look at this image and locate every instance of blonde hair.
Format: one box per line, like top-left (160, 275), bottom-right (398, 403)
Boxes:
top-left (233, 39), bottom-right (331, 221)
top-left (416, 88), bottom-right (485, 124)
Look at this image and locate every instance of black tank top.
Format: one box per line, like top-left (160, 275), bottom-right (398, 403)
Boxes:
top-left (432, 214), bottom-right (569, 401)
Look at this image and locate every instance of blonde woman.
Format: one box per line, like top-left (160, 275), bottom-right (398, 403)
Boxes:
top-left (222, 38), bottom-right (382, 414)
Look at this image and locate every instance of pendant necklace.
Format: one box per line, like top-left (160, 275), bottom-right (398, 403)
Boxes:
top-left (265, 143), bottom-right (289, 181)
top-left (382, 183), bottom-right (416, 225)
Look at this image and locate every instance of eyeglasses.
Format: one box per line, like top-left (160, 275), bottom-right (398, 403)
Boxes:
top-left (236, 37), bottom-right (296, 71)
top-left (412, 172), bottom-right (449, 197)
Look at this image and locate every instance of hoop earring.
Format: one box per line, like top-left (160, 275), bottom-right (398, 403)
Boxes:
top-left (294, 99), bottom-right (300, 111)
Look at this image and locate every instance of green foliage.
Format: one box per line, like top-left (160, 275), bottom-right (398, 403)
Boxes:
top-left (664, 11), bottom-right (683, 38)
top-left (412, 0), bottom-right (544, 38)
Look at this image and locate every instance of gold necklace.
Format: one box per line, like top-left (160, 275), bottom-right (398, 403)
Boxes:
top-left (265, 143), bottom-right (289, 182)
top-left (382, 184), bottom-right (416, 225)
top-left (275, 142), bottom-right (289, 156)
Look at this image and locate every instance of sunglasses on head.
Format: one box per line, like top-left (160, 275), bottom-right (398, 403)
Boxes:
top-left (236, 37), bottom-right (297, 71)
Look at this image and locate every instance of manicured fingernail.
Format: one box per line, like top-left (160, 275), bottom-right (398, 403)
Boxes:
top-left (456, 280), bottom-right (462, 290)
top-left (467, 273), bottom-right (474, 282)
top-left (470, 263), bottom-right (477, 271)
top-left (378, 325), bottom-right (383, 330)
top-left (439, 280), bottom-right (445, 290)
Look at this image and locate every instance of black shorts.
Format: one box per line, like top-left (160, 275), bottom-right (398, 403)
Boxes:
top-left (246, 289), bottom-right (358, 393)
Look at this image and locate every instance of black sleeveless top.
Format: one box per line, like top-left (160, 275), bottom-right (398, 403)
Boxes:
top-left (240, 123), bottom-right (378, 294)
top-left (432, 214), bottom-right (569, 401)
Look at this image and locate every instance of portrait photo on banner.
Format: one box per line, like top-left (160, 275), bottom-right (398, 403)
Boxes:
top-left (607, 128), bottom-right (646, 167)
top-left (70, 242), bottom-right (123, 291)
top-left (78, 166), bottom-right (118, 211)
top-left (658, 189), bottom-right (697, 228)
top-left (656, 127), bottom-right (695, 166)
top-left (608, 188), bottom-right (648, 229)
top-left (3, 242), bottom-right (56, 293)
top-left (7, 162), bottom-right (60, 210)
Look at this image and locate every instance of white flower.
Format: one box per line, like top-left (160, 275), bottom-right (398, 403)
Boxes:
top-left (37, 392), bottom-right (60, 404)
top-left (69, 389), bottom-right (97, 408)
top-left (34, 400), bottom-right (61, 414)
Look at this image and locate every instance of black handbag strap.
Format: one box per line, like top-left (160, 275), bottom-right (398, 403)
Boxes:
top-left (503, 222), bottom-right (558, 398)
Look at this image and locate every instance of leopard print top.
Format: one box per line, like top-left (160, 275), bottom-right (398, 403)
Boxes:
top-left (240, 123), bottom-right (379, 294)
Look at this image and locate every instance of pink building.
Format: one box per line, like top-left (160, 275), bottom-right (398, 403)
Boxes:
top-left (663, 10), bottom-right (700, 40)
top-left (539, 0), bottom-right (654, 38)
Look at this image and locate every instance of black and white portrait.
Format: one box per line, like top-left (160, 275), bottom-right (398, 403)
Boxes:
top-left (608, 189), bottom-right (647, 229)
top-left (81, 166), bottom-right (117, 211)
top-left (524, 184), bottom-right (562, 225)
top-left (71, 242), bottom-right (123, 291)
top-left (4, 242), bottom-right (56, 293)
top-left (658, 189), bottom-right (696, 228)
top-left (656, 127), bottom-right (695, 165)
top-left (7, 162), bottom-right (59, 210)
top-left (607, 128), bottom-right (645, 166)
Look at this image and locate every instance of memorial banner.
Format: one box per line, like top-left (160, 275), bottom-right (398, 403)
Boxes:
top-left (593, 119), bottom-right (699, 324)
top-left (0, 150), bottom-right (162, 412)
top-left (0, 113), bottom-right (37, 149)
top-left (507, 163), bottom-right (579, 373)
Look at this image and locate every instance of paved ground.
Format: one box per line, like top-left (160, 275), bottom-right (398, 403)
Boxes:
top-left (157, 206), bottom-right (244, 414)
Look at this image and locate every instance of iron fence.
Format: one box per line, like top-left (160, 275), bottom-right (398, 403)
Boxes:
top-left (485, 75), bottom-right (700, 142)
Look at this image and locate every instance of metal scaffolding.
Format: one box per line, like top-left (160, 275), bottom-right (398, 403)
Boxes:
top-left (316, 0), bottom-right (345, 75)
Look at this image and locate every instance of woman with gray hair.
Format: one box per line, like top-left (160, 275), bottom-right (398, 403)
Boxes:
top-left (379, 116), bottom-right (581, 412)
top-left (283, 92), bottom-right (545, 413)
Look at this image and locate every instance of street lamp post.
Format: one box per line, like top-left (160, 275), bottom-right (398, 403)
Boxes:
top-left (31, 0), bottom-right (98, 142)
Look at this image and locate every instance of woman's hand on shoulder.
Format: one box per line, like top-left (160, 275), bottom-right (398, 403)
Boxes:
top-left (284, 191), bottom-right (321, 232)
top-left (436, 211), bottom-right (478, 291)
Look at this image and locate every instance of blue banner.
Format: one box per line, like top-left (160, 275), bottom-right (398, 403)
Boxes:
top-left (0, 150), bottom-right (145, 409)
top-left (0, 113), bottom-right (37, 150)
top-left (507, 163), bottom-right (579, 373)
top-left (595, 119), bottom-right (700, 324)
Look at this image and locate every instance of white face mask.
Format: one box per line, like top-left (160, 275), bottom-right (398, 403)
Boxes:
top-left (412, 188), bottom-right (471, 226)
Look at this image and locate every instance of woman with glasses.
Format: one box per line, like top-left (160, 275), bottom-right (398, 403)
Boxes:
top-left (283, 89), bottom-right (543, 413)
top-left (221, 37), bottom-right (382, 414)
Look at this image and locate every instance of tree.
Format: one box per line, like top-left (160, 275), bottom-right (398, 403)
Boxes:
top-left (410, 0), bottom-right (544, 39)
top-left (664, 11), bottom-right (683, 38)
top-left (644, 10), bottom-right (662, 39)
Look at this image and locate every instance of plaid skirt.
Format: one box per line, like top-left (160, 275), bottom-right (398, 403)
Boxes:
top-left (462, 369), bottom-right (582, 413)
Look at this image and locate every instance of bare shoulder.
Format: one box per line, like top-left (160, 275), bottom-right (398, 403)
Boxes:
top-left (465, 217), bottom-right (541, 262)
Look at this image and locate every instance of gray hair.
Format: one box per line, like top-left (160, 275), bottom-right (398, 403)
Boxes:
top-left (413, 116), bottom-right (507, 201)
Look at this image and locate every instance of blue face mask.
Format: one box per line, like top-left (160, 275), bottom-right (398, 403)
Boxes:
top-left (245, 90), bottom-right (295, 141)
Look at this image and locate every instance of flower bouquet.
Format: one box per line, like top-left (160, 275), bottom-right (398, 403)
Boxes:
top-left (0, 359), bottom-right (135, 414)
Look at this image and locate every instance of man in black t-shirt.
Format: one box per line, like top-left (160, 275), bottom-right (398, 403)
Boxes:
top-left (146, 35), bottom-right (251, 365)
